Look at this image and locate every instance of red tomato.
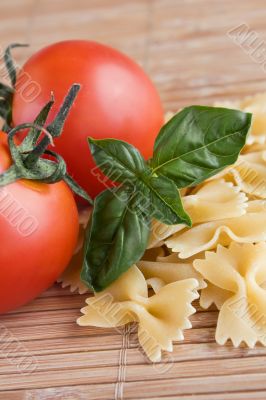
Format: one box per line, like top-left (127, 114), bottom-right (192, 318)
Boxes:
top-left (0, 132), bottom-right (79, 314)
top-left (12, 40), bottom-right (164, 199)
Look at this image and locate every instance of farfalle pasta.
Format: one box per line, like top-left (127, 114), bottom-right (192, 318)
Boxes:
top-left (58, 208), bottom-right (92, 294)
top-left (165, 200), bottom-right (266, 258)
top-left (58, 249), bottom-right (89, 294)
top-left (149, 179), bottom-right (248, 249)
top-left (194, 243), bottom-right (266, 347)
top-left (73, 97), bottom-right (266, 362)
top-left (78, 265), bottom-right (199, 362)
top-left (199, 282), bottom-right (231, 310)
top-left (137, 258), bottom-right (206, 292)
top-left (221, 151), bottom-right (266, 199)
top-left (215, 92), bottom-right (266, 145)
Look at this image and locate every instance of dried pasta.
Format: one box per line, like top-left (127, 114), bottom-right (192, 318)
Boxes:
top-left (165, 200), bottom-right (266, 258)
top-left (215, 92), bottom-right (266, 145)
top-left (194, 243), bottom-right (266, 347)
top-left (57, 249), bottom-right (89, 294)
top-left (137, 257), bottom-right (206, 292)
top-left (78, 265), bottom-right (199, 362)
top-left (58, 207), bottom-right (92, 294)
top-left (149, 179), bottom-right (247, 249)
top-left (222, 151), bottom-right (266, 199)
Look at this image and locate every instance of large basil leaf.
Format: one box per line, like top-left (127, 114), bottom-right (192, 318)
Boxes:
top-left (88, 138), bottom-right (146, 183)
top-left (81, 187), bottom-right (150, 292)
top-left (151, 106), bottom-right (252, 188)
top-left (144, 175), bottom-right (191, 226)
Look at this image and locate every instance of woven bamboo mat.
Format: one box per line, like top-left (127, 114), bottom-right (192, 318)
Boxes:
top-left (2, 0), bottom-right (266, 399)
top-left (2, 286), bottom-right (266, 399)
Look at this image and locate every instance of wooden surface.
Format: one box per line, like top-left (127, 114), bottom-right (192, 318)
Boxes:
top-left (2, 0), bottom-right (266, 399)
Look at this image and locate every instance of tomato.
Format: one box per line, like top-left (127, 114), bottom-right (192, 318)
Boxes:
top-left (12, 40), bottom-right (164, 200)
top-left (0, 132), bottom-right (79, 314)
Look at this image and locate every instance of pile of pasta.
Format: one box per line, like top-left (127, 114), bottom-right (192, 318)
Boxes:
top-left (59, 92), bottom-right (266, 362)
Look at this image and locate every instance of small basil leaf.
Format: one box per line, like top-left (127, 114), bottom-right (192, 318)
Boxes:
top-left (88, 138), bottom-right (146, 183)
top-left (145, 175), bottom-right (191, 226)
top-left (81, 186), bottom-right (150, 292)
top-left (151, 106), bottom-right (252, 188)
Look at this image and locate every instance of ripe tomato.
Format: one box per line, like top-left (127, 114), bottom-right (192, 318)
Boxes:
top-left (12, 40), bottom-right (164, 199)
top-left (0, 132), bottom-right (79, 314)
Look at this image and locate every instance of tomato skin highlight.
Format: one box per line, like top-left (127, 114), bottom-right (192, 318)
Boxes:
top-left (0, 133), bottom-right (79, 314)
top-left (12, 40), bottom-right (164, 199)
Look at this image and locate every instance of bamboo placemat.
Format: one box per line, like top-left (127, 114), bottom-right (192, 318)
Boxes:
top-left (2, 0), bottom-right (266, 398)
top-left (1, 285), bottom-right (266, 399)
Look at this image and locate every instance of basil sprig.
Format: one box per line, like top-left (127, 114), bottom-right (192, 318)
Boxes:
top-left (82, 105), bottom-right (252, 291)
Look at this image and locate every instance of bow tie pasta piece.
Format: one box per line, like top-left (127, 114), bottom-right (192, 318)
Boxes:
top-left (215, 92), bottom-right (266, 145)
top-left (183, 180), bottom-right (247, 222)
top-left (194, 243), bottom-right (266, 347)
top-left (137, 258), bottom-right (206, 292)
top-left (148, 180), bottom-right (248, 249)
top-left (156, 252), bottom-right (206, 264)
top-left (242, 141), bottom-right (266, 154)
top-left (77, 265), bottom-right (199, 362)
top-left (226, 151), bottom-right (266, 199)
top-left (58, 208), bottom-right (92, 294)
top-left (141, 246), bottom-right (166, 262)
top-left (199, 282), bottom-right (232, 310)
top-left (148, 219), bottom-right (185, 249)
top-left (136, 279), bottom-right (199, 360)
top-left (166, 200), bottom-right (266, 259)
top-left (58, 248), bottom-right (89, 294)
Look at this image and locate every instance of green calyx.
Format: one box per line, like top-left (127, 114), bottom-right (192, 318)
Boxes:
top-left (0, 43), bottom-right (29, 131)
top-left (0, 84), bottom-right (93, 204)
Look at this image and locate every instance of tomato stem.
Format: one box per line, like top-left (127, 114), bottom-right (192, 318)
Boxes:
top-left (0, 44), bottom-right (29, 131)
top-left (0, 84), bottom-right (93, 204)
top-left (24, 84), bottom-right (79, 168)
top-left (20, 97), bottom-right (55, 152)
top-left (4, 43), bottom-right (29, 87)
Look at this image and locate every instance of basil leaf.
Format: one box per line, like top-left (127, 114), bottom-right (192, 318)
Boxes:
top-left (88, 138), bottom-right (146, 183)
top-left (151, 106), bottom-right (252, 188)
top-left (81, 187), bottom-right (150, 292)
top-left (145, 175), bottom-right (191, 226)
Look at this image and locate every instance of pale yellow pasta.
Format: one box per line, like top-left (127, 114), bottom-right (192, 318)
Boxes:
top-left (225, 152), bottom-right (266, 199)
top-left (215, 92), bottom-right (266, 145)
top-left (141, 246), bottom-right (166, 261)
top-left (57, 249), bottom-right (89, 294)
top-left (165, 201), bottom-right (266, 259)
top-left (58, 207), bottom-right (92, 294)
top-left (148, 180), bottom-right (248, 249)
top-left (137, 259), bottom-right (206, 291)
top-left (78, 265), bottom-right (199, 362)
top-left (199, 282), bottom-right (232, 310)
top-left (156, 252), bottom-right (206, 264)
top-left (242, 142), bottom-right (266, 154)
top-left (194, 243), bottom-right (266, 347)
top-left (183, 180), bottom-right (247, 222)
top-left (148, 219), bottom-right (184, 249)
top-left (74, 207), bottom-right (92, 254)
top-left (164, 110), bottom-right (176, 123)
